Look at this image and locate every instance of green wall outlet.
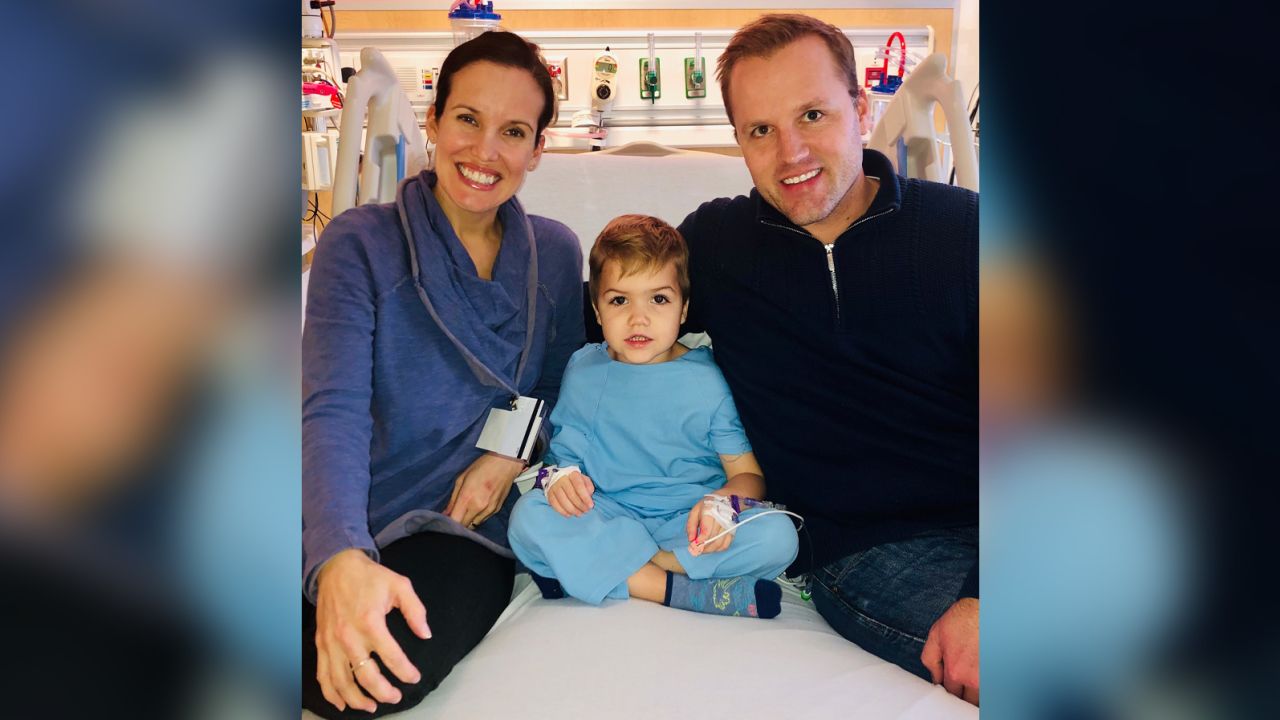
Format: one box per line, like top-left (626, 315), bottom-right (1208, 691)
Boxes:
top-left (639, 57), bottom-right (661, 101)
top-left (684, 57), bottom-right (707, 99)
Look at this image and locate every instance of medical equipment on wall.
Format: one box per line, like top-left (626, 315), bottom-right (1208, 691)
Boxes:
top-left (545, 57), bottom-right (568, 101)
top-left (684, 32), bottom-right (706, 99)
top-left (562, 47), bottom-right (619, 150)
top-left (866, 52), bottom-right (978, 192)
top-left (331, 47), bottom-right (428, 215)
top-left (866, 31), bottom-right (925, 130)
top-left (301, 1), bottom-right (345, 192)
top-left (869, 31), bottom-right (910, 94)
top-left (640, 34), bottom-right (660, 102)
top-left (303, 1), bottom-right (337, 40)
top-left (590, 48), bottom-right (619, 113)
top-left (448, 0), bottom-right (501, 47)
top-left (302, 0), bottom-right (344, 111)
top-left (302, 1), bottom-right (323, 40)
top-left (303, 39), bottom-right (343, 87)
top-left (322, 27), bottom-right (935, 151)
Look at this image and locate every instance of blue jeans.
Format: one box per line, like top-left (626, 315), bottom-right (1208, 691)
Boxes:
top-left (808, 526), bottom-right (977, 681)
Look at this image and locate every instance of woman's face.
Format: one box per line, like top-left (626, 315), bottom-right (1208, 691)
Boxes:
top-left (426, 60), bottom-right (546, 221)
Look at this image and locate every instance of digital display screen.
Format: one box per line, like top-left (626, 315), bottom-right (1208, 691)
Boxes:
top-left (595, 60), bottom-right (617, 74)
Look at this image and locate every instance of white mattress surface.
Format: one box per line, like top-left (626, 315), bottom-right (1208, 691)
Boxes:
top-left (307, 578), bottom-right (976, 719)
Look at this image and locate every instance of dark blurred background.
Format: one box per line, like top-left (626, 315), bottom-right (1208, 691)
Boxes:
top-left (0, 2), bottom-right (299, 718)
top-left (982, 3), bottom-right (1279, 718)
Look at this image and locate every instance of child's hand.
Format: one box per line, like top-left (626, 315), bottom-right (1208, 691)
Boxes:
top-left (545, 470), bottom-right (595, 517)
top-left (686, 494), bottom-right (733, 556)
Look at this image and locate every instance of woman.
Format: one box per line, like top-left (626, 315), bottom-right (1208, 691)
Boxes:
top-left (301, 32), bottom-right (584, 718)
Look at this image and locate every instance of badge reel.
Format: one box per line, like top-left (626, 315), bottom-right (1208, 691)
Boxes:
top-left (476, 395), bottom-right (546, 464)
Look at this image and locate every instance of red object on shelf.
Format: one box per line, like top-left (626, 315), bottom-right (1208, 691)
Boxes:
top-left (874, 32), bottom-right (908, 94)
top-left (303, 81), bottom-right (343, 109)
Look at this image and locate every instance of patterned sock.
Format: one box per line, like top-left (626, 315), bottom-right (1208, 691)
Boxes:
top-left (529, 571), bottom-right (566, 599)
top-left (662, 572), bottom-right (781, 619)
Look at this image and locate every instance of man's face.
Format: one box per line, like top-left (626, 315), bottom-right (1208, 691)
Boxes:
top-left (728, 36), bottom-right (865, 237)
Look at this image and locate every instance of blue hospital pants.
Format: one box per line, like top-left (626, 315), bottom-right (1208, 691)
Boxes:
top-left (509, 489), bottom-right (798, 605)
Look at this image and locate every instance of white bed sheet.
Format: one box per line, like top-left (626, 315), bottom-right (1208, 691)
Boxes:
top-left (306, 577), bottom-right (976, 720)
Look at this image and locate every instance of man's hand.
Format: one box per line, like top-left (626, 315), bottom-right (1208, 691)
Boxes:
top-left (921, 597), bottom-right (979, 705)
top-left (313, 549), bottom-right (431, 713)
top-left (445, 452), bottom-right (525, 529)
top-left (545, 470), bottom-right (594, 517)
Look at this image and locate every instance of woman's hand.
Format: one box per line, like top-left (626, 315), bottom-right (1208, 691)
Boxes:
top-left (445, 452), bottom-right (525, 529)
top-left (545, 470), bottom-right (595, 517)
top-left (686, 490), bottom-right (734, 556)
top-left (313, 549), bottom-right (431, 713)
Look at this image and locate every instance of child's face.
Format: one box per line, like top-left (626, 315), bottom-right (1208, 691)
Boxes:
top-left (594, 259), bottom-right (688, 365)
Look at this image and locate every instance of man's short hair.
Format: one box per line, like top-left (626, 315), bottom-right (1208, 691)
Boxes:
top-left (588, 214), bottom-right (690, 304)
top-left (716, 13), bottom-right (863, 127)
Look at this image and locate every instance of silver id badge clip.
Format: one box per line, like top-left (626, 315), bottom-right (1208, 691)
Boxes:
top-left (475, 395), bottom-right (545, 463)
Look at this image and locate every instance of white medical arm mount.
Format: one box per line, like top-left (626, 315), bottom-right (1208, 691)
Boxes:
top-left (332, 47), bottom-right (428, 216)
top-left (867, 52), bottom-right (979, 192)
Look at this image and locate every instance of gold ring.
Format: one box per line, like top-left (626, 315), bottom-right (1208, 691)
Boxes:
top-left (351, 656), bottom-right (374, 673)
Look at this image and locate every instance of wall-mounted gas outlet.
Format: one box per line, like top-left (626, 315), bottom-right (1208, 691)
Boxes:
top-left (545, 57), bottom-right (569, 101)
top-left (422, 66), bottom-right (439, 100)
top-left (639, 57), bottom-right (660, 101)
top-left (684, 57), bottom-right (706, 99)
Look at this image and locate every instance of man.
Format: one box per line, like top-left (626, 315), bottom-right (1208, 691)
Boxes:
top-left (677, 14), bottom-right (979, 704)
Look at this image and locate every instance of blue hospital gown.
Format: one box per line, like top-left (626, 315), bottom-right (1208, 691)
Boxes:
top-left (509, 343), bottom-right (798, 604)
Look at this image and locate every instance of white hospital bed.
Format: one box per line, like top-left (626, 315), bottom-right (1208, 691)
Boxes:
top-left (304, 145), bottom-right (976, 720)
top-left (396, 575), bottom-right (973, 719)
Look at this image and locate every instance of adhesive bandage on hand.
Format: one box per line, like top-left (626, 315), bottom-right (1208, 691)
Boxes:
top-left (534, 464), bottom-right (581, 493)
top-left (695, 494), bottom-right (805, 546)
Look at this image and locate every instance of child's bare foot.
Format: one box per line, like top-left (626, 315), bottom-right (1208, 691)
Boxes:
top-left (651, 550), bottom-right (686, 574)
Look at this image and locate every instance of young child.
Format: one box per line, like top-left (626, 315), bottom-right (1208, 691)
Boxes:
top-left (508, 215), bottom-right (798, 619)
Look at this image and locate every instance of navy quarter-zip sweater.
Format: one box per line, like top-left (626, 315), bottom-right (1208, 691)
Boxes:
top-left (678, 149), bottom-right (979, 596)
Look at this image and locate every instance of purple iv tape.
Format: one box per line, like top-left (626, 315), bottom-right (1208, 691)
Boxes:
top-left (533, 464), bottom-right (580, 491)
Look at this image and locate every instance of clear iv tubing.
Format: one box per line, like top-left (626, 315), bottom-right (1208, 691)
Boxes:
top-left (695, 494), bottom-right (805, 547)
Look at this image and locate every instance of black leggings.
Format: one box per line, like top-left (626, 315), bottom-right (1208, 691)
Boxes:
top-left (302, 532), bottom-right (515, 719)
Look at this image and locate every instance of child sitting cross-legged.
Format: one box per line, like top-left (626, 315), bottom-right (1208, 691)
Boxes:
top-left (508, 214), bottom-right (798, 619)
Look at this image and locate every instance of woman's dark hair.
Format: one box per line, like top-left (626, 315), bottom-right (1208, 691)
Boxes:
top-left (433, 31), bottom-right (557, 137)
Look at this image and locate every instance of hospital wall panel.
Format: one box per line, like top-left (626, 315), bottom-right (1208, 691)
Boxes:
top-left (333, 8), bottom-right (953, 64)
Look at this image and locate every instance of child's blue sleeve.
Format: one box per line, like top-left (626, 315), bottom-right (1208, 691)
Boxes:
top-left (708, 392), bottom-right (752, 456)
top-left (541, 348), bottom-right (589, 469)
